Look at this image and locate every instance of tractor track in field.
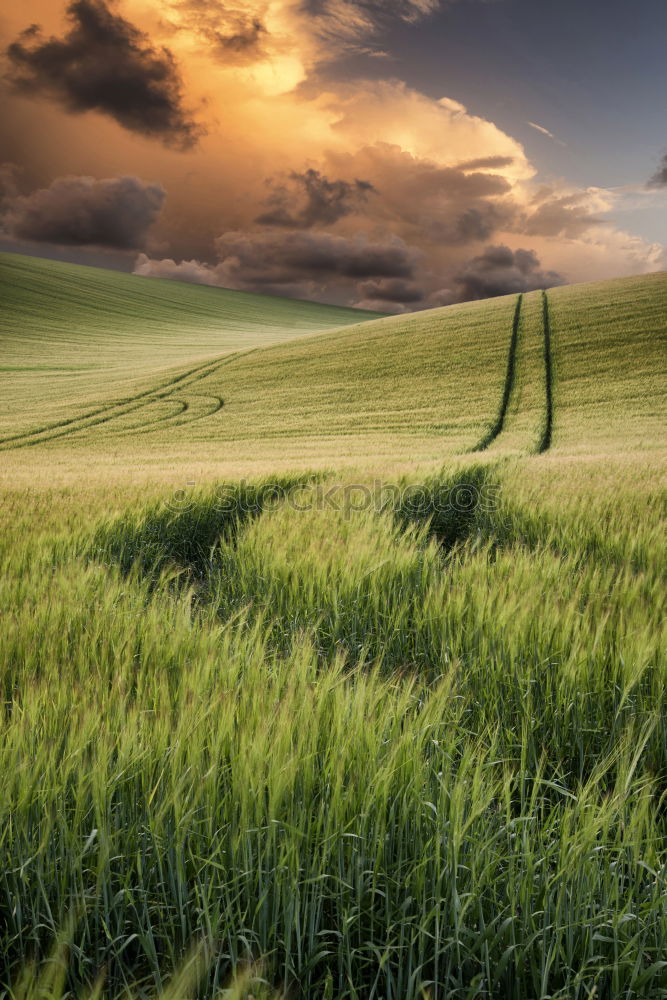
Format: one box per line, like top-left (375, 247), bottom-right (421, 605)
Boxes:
top-left (0, 351), bottom-right (249, 450)
top-left (471, 293), bottom-right (523, 452)
top-left (0, 355), bottom-right (222, 445)
top-left (469, 288), bottom-right (554, 455)
top-left (113, 394), bottom-right (225, 437)
top-left (166, 393), bottom-right (224, 428)
top-left (537, 290), bottom-right (554, 453)
top-left (105, 398), bottom-right (190, 435)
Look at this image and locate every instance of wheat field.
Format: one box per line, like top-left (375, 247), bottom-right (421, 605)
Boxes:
top-left (1, 253), bottom-right (666, 999)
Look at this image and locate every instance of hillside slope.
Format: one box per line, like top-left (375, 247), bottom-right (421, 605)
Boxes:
top-left (549, 272), bottom-right (667, 453)
top-left (0, 252), bottom-right (382, 436)
top-left (1, 291), bottom-right (518, 473)
top-left (1, 260), bottom-right (666, 483)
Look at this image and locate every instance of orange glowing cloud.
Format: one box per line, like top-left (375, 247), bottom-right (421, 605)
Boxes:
top-left (1, 0), bottom-right (663, 309)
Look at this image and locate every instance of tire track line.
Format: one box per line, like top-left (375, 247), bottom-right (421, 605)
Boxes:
top-left (0, 355), bottom-right (223, 447)
top-left (105, 399), bottom-right (189, 436)
top-left (1, 350), bottom-right (251, 450)
top-left (471, 293), bottom-right (523, 451)
top-left (166, 394), bottom-right (224, 429)
top-left (537, 290), bottom-right (554, 453)
top-left (115, 394), bottom-right (225, 436)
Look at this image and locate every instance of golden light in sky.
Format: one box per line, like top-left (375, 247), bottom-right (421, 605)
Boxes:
top-left (1, 0), bottom-right (664, 309)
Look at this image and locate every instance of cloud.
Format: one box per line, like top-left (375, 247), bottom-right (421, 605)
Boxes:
top-left (133, 252), bottom-right (220, 283)
top-left (322, 142), bottom-right (517, 248)
top-left (165, 2), bottom-right (267, 64)
top-left (158, 0), bottom-right (442, 74)
top-left (134, 229), bottom-right (421, 299)
top-left (451, 244), bottom-right (564, 301)
top-left (132, 118), bottom-right (659, 308)
top-left (356, 276), bottom-right (423, 302)
top-left (647, 154), bottom-right (667, 187)
top-left (354, 276), bottom-right (423, 312)
top-left (457, 155), bottom-right (516, 171)
top-left (527, 121), bottom-right (555, 139)
top-left (434, 203), bottom-right (512, 245)
top-left (214, 17), bottom-right (265, 54)
top-left (5, 0), bottom-right (202, 148)
top-left (328, 81), bottom-right (533, 179)
top-left (213, 228), bottom-right (419, 285)
top-left (438, 96), bottom-right (467, 114)
top-left (256, 168), bottom-right (375, 227)
top-left (526, 121), bottom-right (566, 147)
top-left (4, 0), bottom-right (662, 307)
top-left (521, 187), bottom-right (605, 238)
top-left (300, 1), bottom-right (440, 58)
top-left (2, 175), bottom-right (165, 249)
top-left (0, 163), bottom-right (22, 209)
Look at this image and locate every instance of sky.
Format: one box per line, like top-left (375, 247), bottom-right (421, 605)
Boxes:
top-left (0, 0), bottom-right (665, 311)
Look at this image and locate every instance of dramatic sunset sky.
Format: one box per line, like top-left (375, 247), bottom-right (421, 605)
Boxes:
top-left (1, 0), bottom-right (665, 311)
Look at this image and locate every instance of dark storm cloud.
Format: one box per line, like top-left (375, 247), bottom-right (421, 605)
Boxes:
top-left (5, 0), bottom-right (202, 148)
top-left (356, 277), bottom-right (423, 303)
top-left (354, 275), bottom-right (424, 312)
top-left (0, 163), bottom-right (21, 208)
top-left (327, 144), bottom-right (515, 244)
top-left (2, 175), bottom-right (165, 249)
top-left (214, 16), bottom-right (264, 53)
top-left (647, 154), bottom-right (667, 187)
top-left (214, 228), bottom-right (419, 289)
top-left (256, 169), bottom-right (376, 228)
top-left (134, 229), bottom-right (420, 304)
top-left (431, 203), bottom-right (512, 245)
top-left (452, 244), bottom-right (564, 300)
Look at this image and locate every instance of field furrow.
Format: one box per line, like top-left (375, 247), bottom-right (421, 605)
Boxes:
top-left (538, 289), bottom-right (554, 453)
top-left (0, 354), bottom-right (242, 449)
top-left (471, 293), bottom-right (522, 451)
top-left (0, 355), bottom-right (224, 447)
top-left (484, 289), bottom-right (551, 455)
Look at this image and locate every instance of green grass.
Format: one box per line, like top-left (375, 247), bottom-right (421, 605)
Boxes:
top-left (0, 256), bottom-right (666, 998)
top-left (0, 252), bottom-right (382, 438)
top-left (548, 272), bottom-right (667, 453)
top-left (0, 282), bottom-right (523, 478)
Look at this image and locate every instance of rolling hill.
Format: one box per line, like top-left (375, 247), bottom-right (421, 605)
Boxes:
top-left (1, 253), bottom-right (666, 999)
top-left (0, 252), bottom-right (383, 438)
top-left (1, 253), bottom-right (665, 484)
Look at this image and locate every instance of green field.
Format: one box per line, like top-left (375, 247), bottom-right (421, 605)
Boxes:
top-left (0, 253), bottom-right (382, 440)
top-left (1, 253), bottom-right (666, 999)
